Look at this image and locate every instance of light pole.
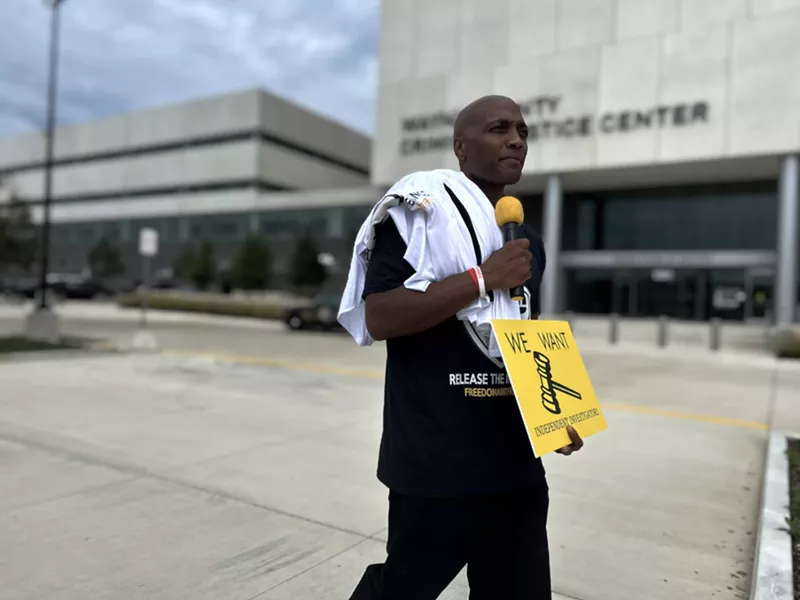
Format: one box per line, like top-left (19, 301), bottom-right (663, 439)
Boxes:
top-left (25, 0), bottom-right (65, 342)
top-left (36, 0), bottom-right (65, 310)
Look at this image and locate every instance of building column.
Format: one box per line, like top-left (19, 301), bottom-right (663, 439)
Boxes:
top-left (178, 217), bottom-right (191, 243)
top-left (541, 174), bottom-right (563, 317)
top-left (120, 219), bottom-right (131, 243)
top-left (776, 155), bottom-right (799, 325)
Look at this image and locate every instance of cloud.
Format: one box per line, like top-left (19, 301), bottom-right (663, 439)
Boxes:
top-left (0, 0), bottom-right (379, 138)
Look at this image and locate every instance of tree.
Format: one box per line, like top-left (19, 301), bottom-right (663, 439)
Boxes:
top-left (88, 236), bottom-right (125, 280)
top-left (190, 240), bottom-right (216, 290)
top-left (231, 235), bottom-right (272, 290)
top-left (172, 245), bottom-right (196, 282)
top-left (290, 231), bottom-right (327, 290)
top-left (0, 187), bottom-right (37, 273)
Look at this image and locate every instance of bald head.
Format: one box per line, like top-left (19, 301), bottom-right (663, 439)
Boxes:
top-left (453, 95), bottom-right (520, 138)
top-left (452, 95), bottom-right (528, 189)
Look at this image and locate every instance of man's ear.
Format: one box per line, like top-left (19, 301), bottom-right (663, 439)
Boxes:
top-left (453, 138), bottom-right (466, 163)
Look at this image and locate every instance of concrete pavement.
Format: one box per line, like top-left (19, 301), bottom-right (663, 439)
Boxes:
top-left (0, 300), bottom-right (779, 362)
top-left (1, 309), bottom-right (798, 599)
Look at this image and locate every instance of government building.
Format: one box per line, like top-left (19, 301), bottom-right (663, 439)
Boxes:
top-left (0, 89), bottom-right (377, 286)
top-left (371, 0), bottom-right (799, 325)
top-left (1, 0), bottom-right (799, 324)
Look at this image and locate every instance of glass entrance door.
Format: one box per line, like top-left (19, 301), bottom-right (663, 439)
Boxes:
top-left (612, 268), bottom-right (746, 321)
top-left (567, 266), bottom-right (762, 322)
top-left (636, 268), bottom-right (678, 318)
top-left (634, 268), bottom-right (700, 320)
top-left (617, 268), bottom-right (703, 320)
top-left (611, 269), bottom-right (636, 316)
top-left (706, 269), bottom-right (747, 321)
top-left (745, 268), bottom-right (775, 322)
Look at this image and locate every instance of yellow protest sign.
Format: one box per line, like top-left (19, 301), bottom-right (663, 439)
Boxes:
top-left (490, 319), bottom-right (607, 457)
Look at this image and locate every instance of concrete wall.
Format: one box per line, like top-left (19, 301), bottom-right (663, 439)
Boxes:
top-left (36, 186), bottom-right (379, 224)
top-left (6, 137), bottom-right (368, 202)
top-left (258, 93), bottom-right (370, 175)
top-left (9, 140), bottom-right (260, 201)
top-left (0, 90), bottom-right (262, 168)
top-left (373, 0), bottom-right (800, 186)
top-left (0, 88), bottom-right (372, 202)
top-left (259, 143), bottom-right (368, 191)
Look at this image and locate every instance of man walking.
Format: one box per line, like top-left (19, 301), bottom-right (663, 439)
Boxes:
top-left (339, 95), bottom-right (584, 599)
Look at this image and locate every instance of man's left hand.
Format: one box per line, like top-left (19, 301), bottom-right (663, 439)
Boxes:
top-left (556, 426), bottom-right (584, 456)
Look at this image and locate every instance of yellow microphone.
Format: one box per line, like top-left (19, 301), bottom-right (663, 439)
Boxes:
top-left (495, 196), bottom-right (525, 302)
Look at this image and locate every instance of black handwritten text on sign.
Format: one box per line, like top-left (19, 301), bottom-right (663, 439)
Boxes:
top-left (537, 332), bottom-right (570, 351)
top-left (505, 332), bottom-right (532, 354)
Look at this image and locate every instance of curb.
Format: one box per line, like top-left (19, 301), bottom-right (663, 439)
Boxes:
top-left (750, 431), bottom-right (794, 600)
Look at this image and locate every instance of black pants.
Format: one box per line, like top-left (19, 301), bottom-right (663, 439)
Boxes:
top-left (348, 486), bottom-right (550, 600)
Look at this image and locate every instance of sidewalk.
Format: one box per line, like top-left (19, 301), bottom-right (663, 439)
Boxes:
top-left (1, 331), bottom-right (795, 599)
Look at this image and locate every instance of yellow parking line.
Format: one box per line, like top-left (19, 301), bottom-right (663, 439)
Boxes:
top-left (161, 349), bottom-right (769, 431)
top-left (162, 349), bottom-right (384, 380)
top-left (602, 402), bottom-right (767, 431)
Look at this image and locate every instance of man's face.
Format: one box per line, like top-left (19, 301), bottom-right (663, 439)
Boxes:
top-left (455, 100), bottom-right (528, 185)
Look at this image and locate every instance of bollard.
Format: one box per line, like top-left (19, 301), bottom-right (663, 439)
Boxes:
top-left (565, 311), bottom-right (575, 332)
top-left (657, 315), bottom-right (669, 348)
top-left (609, 313), bottom-right (619, 345)
top-left (710, 317), bottom-right (721, 351)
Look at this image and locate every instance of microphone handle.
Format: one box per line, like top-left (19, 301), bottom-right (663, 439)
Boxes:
top-left (502, 223), bottom-right (525, 302)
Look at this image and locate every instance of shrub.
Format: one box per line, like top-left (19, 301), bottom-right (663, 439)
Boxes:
top-left (117, 291), bottom-right (290, 320)
top-left (191, 240), bottom-right (216, 290)
top-left (88, 236), bottom-right (125, 279)
top-left (775, 327), bottom-right (800, 359)
top-left (232, 235), bottom-right (272, 290)
top-left (290, 232), bottom-right (327, 290)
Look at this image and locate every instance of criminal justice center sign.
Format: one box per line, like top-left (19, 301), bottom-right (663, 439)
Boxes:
top-left (400, 95), bottom-right (710, 157)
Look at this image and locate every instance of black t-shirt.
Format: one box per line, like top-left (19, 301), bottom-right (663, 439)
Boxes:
top-left (363, 216), bottom-right (548, 498)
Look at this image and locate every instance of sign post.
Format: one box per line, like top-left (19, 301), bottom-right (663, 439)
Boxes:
top-left (490, 319), bottom-right (608, 457)
top-left (137, 228), bottom-right (158, 335)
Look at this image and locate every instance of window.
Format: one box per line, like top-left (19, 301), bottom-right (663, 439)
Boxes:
top-left (563, 182), bottom-right (778, 251)
top-left (187, 214), bottom-right (247, 240)
top-left (130, 217), bottom-right (181, 243)
top-left (258, 210), bottom-right (329, 237)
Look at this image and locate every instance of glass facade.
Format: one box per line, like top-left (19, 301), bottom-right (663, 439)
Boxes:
top-left (188, 213), bottom-right (248, 241)
top-left (521, 194), bottom-right (544, 233)
top-left (130, 218), bottom-right (182, 243)
top-left (258, 210), bottom-right (329, 237)
top-left (560, 181), bottom-right (781, 321)
top-left (48, 205), bottom-right (372, 279)
top-left (562, 181), bottom-right (778, 251)
top-left (44, 179), bottom-right (790, 321)
top-left (564, 266), bottom-right (776, 321)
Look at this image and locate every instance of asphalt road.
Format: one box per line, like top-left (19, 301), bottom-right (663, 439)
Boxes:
top-left (0, 301), bottom-right (373, 367)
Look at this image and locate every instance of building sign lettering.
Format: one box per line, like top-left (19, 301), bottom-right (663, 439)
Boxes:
top-left (399, 96), bottom-right (711, 156)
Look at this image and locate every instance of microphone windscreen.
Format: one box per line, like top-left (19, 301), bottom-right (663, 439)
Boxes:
top-left (495, 195), bottom-right (524, 227)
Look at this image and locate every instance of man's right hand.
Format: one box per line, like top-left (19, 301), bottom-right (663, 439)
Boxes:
top-left (481, 238), bottom-right (532, 291)
top-left (365, 238), bottom-right (532, 341)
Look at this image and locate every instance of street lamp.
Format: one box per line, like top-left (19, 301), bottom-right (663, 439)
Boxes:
top-left (25, 0), bottom-right (65, 342)
top-left (36, 0), bottom-right (66, 310)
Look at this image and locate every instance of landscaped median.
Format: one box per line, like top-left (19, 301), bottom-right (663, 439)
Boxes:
top-left (788, 439), bottom-right (800, 598)
top-left (116, 289), bottom-right (313, 321)
top-left (775, 326), bottom-right (800, 359)
top-left (751, 432), bottom-right (796, 599)
top-left (0, 335), bottom-right (112, 355)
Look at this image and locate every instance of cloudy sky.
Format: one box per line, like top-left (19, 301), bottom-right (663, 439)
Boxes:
top-left (0, 0), bottom-right (379, 138)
